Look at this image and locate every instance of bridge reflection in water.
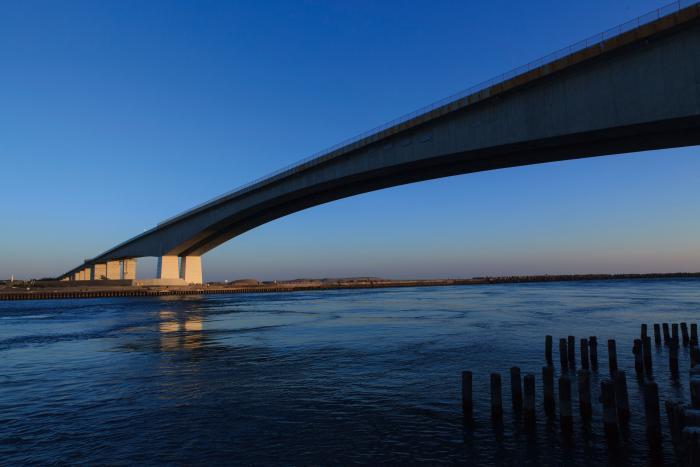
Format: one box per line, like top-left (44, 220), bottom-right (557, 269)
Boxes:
top-left (159, 310), bottom-right (203, 351)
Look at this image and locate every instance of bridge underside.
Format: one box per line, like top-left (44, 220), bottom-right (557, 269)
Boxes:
top-left (174, 116), bottom-right (700, 258)
top-left (61, 5), bottom-right (700, 284)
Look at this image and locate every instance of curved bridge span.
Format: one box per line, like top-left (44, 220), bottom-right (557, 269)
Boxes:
top-left (62, 2), bottom-right (700, 283)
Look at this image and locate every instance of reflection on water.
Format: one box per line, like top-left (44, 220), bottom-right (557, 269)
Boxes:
top-left (0, 279), bottom-right (699, 465)
top-left (159, 310), bottom-right (203, 351)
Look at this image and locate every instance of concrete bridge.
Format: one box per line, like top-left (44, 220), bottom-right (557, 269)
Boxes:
top-left (61, 2), bottom-right (700, 284)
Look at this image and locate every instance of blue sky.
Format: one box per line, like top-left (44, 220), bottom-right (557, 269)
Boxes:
top-left (1, 0), bottom-right (698, 281)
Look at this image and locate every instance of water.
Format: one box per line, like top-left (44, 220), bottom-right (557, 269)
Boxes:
top-left (1, 279), bottom-right (699, 465)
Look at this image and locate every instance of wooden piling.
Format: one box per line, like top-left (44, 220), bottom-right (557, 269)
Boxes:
top-left (691, 376), bottom-right (700, 409)
top-left (608, 339), bottom-right (618, 376)
top-left (589, 336), bottom-right (598, 371)
top-left (577, 369), bottom-right (592, 419)
top-left (663, 323), bottom-right (671, 345)
top-left (672, 323), bottom-right (679, 345)
top-left (542, 365), bottom-right (555, 417)
top-left (461, 371), bottom-right (473, 422)
top-left (665, 400), bottom-right (685, 450)
top-left (523, 374), bottom-right (536, 426)
top-left (682, 322), bottom-right (690, 347)
top-left (644, 381), bottom-right (662, 445)
top-left (545, 335), bottom-right (553, 366)
top-left (613, 370), bottom-right (630, 423)
top-left (491, 373), bottom-right (503, 421)
top-left (682, 427), bottom-right (700, 466)
top-left (653, 323), bottom-right (661, 346)
top-left (559, 375), bottom-right (573, 434)
top-left (567, 335), bottom-right (576, 370)
top-left (580, 338), bottom-right (589, 370)
top-left (692, 323), bottom-right (698, 347)
top-left (510, 367), bottom-right (522, 413)
top-left (633, 339), bottom-right (644, 377)
top-left (641, 323), bottom-right (648, 339)
top-left (600, 379), bottom-right (618, 440)
top-left (669, 337), bottom-right (679, 379)
top-left (559, 338), bottom-right (568, 372)
top-left (684, 407), bottom-right (700, 426)
top-left (643, 336), bottom-right (653, 377)
top-left (692, 346), bottom-right (700, 369)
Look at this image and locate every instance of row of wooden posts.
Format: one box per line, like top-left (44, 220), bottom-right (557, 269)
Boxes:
top-left (461, 322), bottom-right (700, 465)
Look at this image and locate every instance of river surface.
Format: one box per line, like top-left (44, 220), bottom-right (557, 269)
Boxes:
top-left (1, 279), bottom-right (699, 465)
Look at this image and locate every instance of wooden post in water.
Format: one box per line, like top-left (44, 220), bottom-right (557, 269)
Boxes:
top-left (633, 339), bottom-right (644, 378)
top-left (644, 381), bottom-right (662, 446)
top-left (545, 335), bottom-right (553, 366)
top-left (682, 427), bottom-right (700, 466)
top-left (613, 370), bottom-right (630, 423)
top-left (461, 371), bottom-right (473, 423)
top-left (682, 322), bottom-right (690, 347)
top-left (559, 338), bottom-right (568, 372)
top-left (663, 323), bottom-right (671, 345)
top-left (692, 323), bottom-right (698, 347)
top-left (579, 338), bottom-right (589, 370)
top-left (542, 365), bottom-right (555, 417)
top-left (641, 323), bottom-right (648, 340)
top-left (665, 400), bottom-right (686, 451)
top-left (577, 369), bottom-right (592, 419)
top-left (691, 376), bottom-right (700, 409)
top-left (600, 379), bottom-right (618, 440)
top-left (589, 336), bottom-right (598, 371)
top-left (684, 407), bottom-right (700, 426)
top-left (670, 337), bottom-right (680, 379)
top-left (510, 367), bottom-right (522, 414)
top-left (643, 336), bottom-right (653, 377)
top-left (559, 375), bottom-right (573, 435)
top-left (672, 323), bottom-right (680, 346)
top-left (491, 373), bottom-right (503, 422)
top-left (653, 323), bottom-right (661, 346)
top-left (608, 339), bottom-right (618, 376)
top-left (523, 374), bottom-right (536, 427)
top-left (567, 335), bottom-right (576, 371)
top-left (692, 346), bottom-right (700, 369)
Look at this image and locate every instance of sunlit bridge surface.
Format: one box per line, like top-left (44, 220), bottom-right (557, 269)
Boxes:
top-left (1, 279), bottom-right (699, 464)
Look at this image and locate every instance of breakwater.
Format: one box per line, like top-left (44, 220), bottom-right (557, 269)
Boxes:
top-left (2, 272), bottom-right (700, 301)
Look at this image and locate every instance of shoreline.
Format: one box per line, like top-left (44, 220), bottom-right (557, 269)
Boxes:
top-left (1, 272), bottom-right (699, 302)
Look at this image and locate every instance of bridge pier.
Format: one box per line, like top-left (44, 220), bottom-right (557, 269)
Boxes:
top-left (157, 256), bottom-right (180, 280)
top-left (105, 261), bottom-right (121, 280)
top-left (180, 256), bottom-right (202, 285)
top-left (122, 259), bottom-right (136, 280)
top-left (155, 256), bottom-right (202, 284)
top-left (91, 263), bottom-right (107, 280)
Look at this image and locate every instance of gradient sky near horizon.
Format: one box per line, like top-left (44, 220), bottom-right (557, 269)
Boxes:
top-left (1, 0), bottom-right (699, 281)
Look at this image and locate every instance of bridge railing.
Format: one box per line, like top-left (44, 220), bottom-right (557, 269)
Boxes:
top-left (159, 0), bottom-right (697, 227)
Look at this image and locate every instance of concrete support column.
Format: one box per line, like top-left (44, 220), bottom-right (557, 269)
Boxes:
top-left (81, 267), bottom-right (91, 280)
top-left (122, 259), bottom-right (136, 280)
top-left (180, 256), bottom-right (203, 284)
top-left (157, 256), bottom-right (179, 280)
top-left (74, 271), bottom-right (81, 281)
top-left (106, 261), bottom-right (121, 280)
top-left (92, 263), bottom-right (107, 280)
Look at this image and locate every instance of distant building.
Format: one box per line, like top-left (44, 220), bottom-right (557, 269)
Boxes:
top-left (231, 279), bottom-right (260, 286)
